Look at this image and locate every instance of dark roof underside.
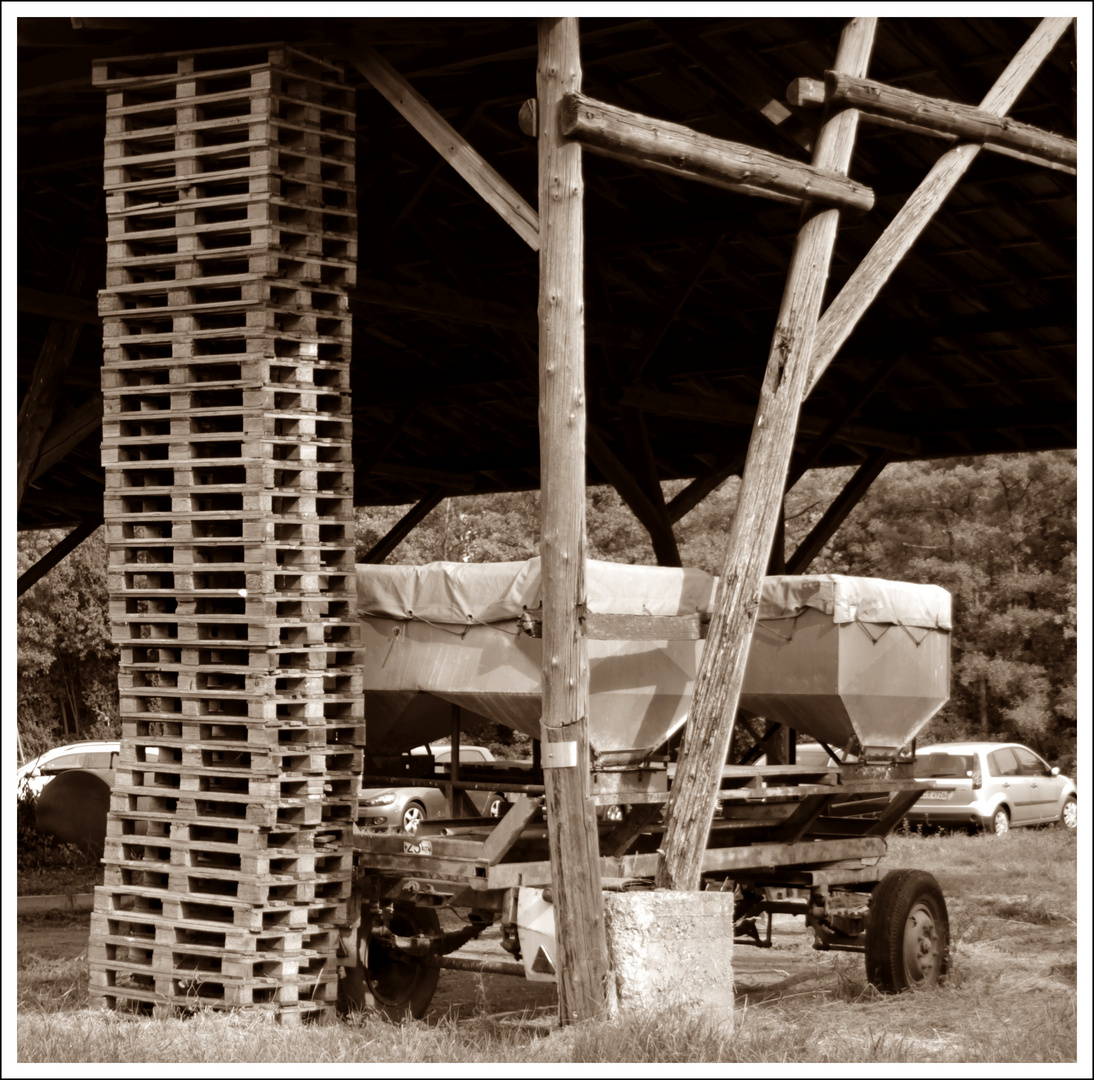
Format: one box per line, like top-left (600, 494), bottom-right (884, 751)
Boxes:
top-left (17, 16), bottom-right (1078, 529)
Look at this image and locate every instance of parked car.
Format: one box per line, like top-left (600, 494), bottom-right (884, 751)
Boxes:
top-left (358, 745), bottom-right (513, 832)
top-left (16, 739), bottom-right (121, 801)
top-left (905, 741), bottom-right (1077, 835)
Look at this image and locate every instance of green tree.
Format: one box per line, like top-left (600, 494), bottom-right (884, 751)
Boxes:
top-left (16, 528), bottom-right (121, 758)
top-left (807, 452), bottom-right (1076, 760)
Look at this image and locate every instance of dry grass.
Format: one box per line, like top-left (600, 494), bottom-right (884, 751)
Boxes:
top-left (17, 828), bottom-right (1080, 1063)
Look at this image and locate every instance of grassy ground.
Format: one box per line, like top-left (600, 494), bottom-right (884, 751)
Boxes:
top-left (16, 828), bottom-right (1080, 1063)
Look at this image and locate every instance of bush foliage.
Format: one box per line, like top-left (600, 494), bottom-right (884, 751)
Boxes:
top-left (17, 451), bottom-right (1076, 767)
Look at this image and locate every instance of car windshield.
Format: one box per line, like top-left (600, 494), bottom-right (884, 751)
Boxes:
top-left (915, 753), bottom-right (973, 779)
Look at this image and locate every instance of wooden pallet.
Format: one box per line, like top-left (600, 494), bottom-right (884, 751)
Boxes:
top-left (92, 41), bottom-right (358, 1024)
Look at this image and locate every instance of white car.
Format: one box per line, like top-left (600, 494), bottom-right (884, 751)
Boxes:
top-left (907, 741), bottom-right (1077, 835)
top-left (16, 740), bottom-right (121, 800)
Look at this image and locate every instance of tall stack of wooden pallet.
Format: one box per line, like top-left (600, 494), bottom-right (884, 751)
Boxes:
top-left (88, 43), bottom-right (360, 1025)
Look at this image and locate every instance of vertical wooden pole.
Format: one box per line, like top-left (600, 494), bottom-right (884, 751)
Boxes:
top-left (656, 18), bottom-right (877, 891)
top-left (536, 16), bottom-right (613, 1022)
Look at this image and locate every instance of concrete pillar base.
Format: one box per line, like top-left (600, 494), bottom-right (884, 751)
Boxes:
top-left (603, 889), bottom-right (734, 1031)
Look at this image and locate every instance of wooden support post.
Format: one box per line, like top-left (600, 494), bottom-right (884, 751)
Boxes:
top-left (656, 18), bottom-right (877, 892)
top-left (351, 35), bottom-right (540, 251)
top-left (560, 92), bottom-right (874, 214)
top-left (806, 17), bottom-right (1074, 398)
top-left (536, 16), bottom-right (613, 1023)
top-left (786, 448), bottom-right (892, 574)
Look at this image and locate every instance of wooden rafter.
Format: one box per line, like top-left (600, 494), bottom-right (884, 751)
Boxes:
top-left (587, 426), bottom-right (680, 567)
top-left (788, 353), bottom-right (904, 488)
top-left (17, 244), bottom-right (97, 505)
top-left (352, 36), bottom-right (540, 250)
top-left (617, 386), bottom-right (919, 456)
top-left (666, 451), bottom-right (744, 526)
top-left (17, 514), bottom-right (102, 596)
top-left (786, 448), bottom-right (893, 575)
top-left (806, 17), bottom-right (1075, 398)
top-left (30, 393), bottom-right (104, 484)
top-left (361, 490), bottom-right (447, 564)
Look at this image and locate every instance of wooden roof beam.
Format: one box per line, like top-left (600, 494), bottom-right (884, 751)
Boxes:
top-left (17, 514), bottom-right (103, 596)
top-left (789, 73), bottom-right (1076, 174)
top-left (788, 352), bottom-right (904, 489)
top-left (558, 92), bottom-right (875, 215)
top-left (886, 402), bottom-right (1075, 435)
top-left (17, 286), bottom-right (99, 325)
top-left (616, 386), bottom-right (920, 456)
top-left (587, 427), bottom-right (680, 567)
top-left (30, 393), bottom-right (103, 483)
top-left (786, 448), bottom-right (893, 575)
top-left (349, 278), bottom-right (644, 348)
top-left (665, 450), bottom-right (744, 526)
top-left (351, 35), bottom-right (540, 251)
top-left (17, 243), bottom-right (97, 505)
top-left (806, 17), bottom-right (1075, 397)
top-left (360, 489), bottom-right (447, 564)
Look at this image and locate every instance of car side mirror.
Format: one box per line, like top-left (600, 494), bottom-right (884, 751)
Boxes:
top-left (1050, 766), bottom-right (1060, 777)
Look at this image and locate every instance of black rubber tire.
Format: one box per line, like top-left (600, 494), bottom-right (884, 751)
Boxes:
top-left (865, 869), bottom-right (949, 993)
top-left (363, 904), bottom-right (441, 1021)
top-left (401, 802), bottom-right (426, 833)
top-left (990, 805), bottom-right (1010, 835)
top-left (1059, 797), bottom-right (1077, 830)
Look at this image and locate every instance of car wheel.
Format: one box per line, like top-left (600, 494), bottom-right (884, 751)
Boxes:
top-left (485, 795), bottom-right (505, 818)
top-left (990, 806), bottom-right (1010, 836)
top-left (865, 869), bottom-right (949, 993)
top-left (402, 802), bottom-right (426, 833)
top-left (1059, 797), bottom-right (1077, 830)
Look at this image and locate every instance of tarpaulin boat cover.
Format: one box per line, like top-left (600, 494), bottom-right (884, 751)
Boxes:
top-left (357, 559), bottom-right (951, 631)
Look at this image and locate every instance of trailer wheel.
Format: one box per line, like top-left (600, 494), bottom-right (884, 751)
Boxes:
top-left (865, 870), bottom-right (949, 993)
top-left (364, 904), bottom-right (441, 1021)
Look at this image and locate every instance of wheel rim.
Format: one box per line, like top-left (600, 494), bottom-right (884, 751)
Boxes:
top-left (1062, 800), bottom-right (1077, 829)
top-left (903, 900), bottom-right (945, 986)
top-left (364, 920), bottom-right (428, 1008)
top-left (403, 805), bottom-right (424, 832)
top-left (993, 809), bottom-right (1009, 835)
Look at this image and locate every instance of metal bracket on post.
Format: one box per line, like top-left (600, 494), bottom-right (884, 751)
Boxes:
top-left (542, 741), bottom-right (578, 769)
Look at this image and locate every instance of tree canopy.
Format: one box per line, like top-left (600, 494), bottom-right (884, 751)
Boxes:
top-left (17, 451), bottom-right (1077, 768)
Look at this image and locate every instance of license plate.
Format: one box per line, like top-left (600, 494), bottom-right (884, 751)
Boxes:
top-left (921, 789), bottom-right (952, 800)
top-left (403, 839), bottom-right (433, 855)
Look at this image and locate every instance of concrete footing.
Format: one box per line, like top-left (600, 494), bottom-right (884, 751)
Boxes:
top-left (603, 889), bottom-right (734, 1029)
